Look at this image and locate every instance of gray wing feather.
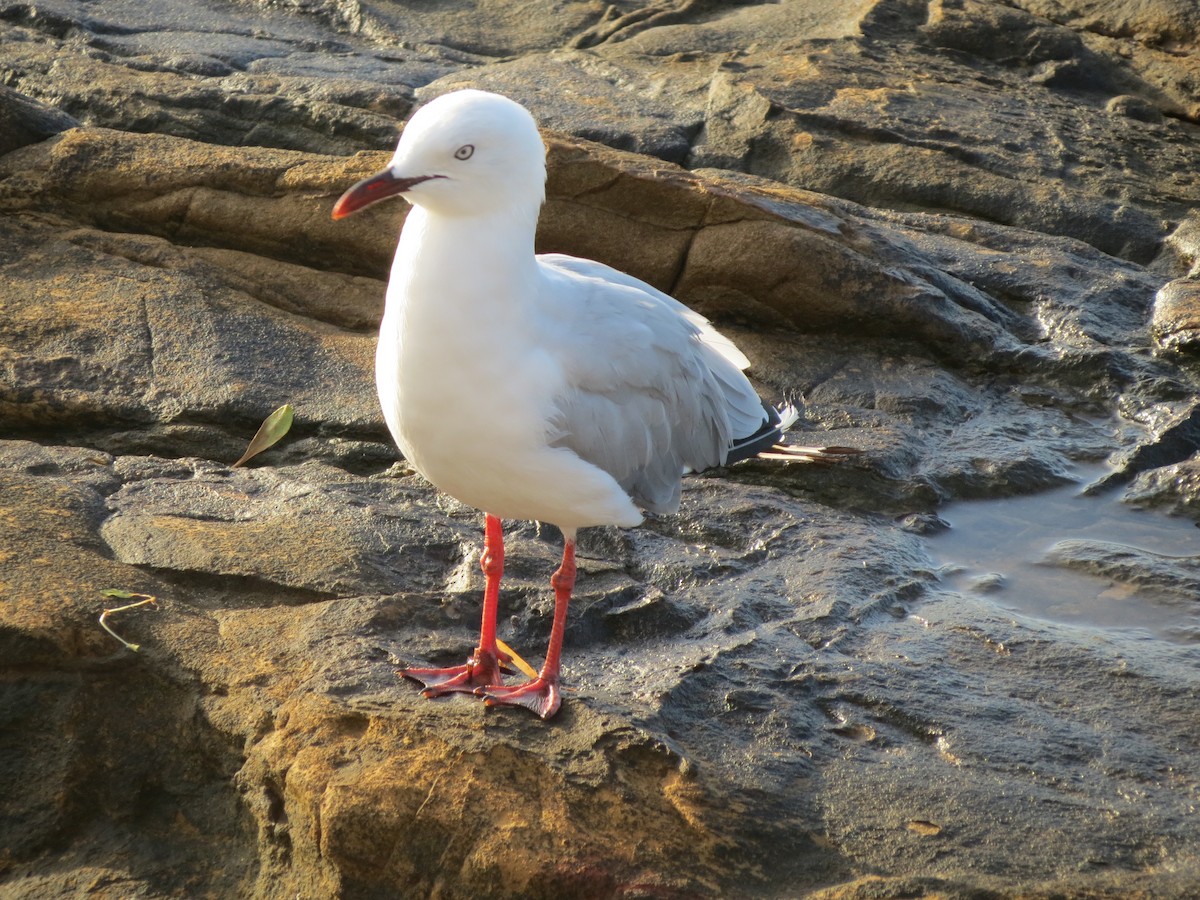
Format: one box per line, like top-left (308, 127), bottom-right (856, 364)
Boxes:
top-left (536, 254), bottom-right (767, 515)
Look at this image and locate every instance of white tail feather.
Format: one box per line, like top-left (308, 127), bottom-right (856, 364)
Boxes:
top-left (776, 404), bottom-right (801, 432)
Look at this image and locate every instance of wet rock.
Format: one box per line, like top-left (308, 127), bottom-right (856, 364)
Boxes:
top-left (964, 571), bottom-right (1007, 593)
top-left (1047, 538), bottom-right (1200, 602)
top-left (1158, 212), bottom-right (1200, 277)
top-left (895, 512), bottom-right (950, 536)
top-left (4, 1), bottom-right (1200, 897)
top-left (1097, 400), bottom-right (1200, 490)
top-left (1152, 277), bottom-right (1200, 353)
top-left (8, 439), bottom-right (1200, 897)
top-left (99, 457), bottom-right (473, 599)
top-left (1124, 456), bottom-right (1200, 521)
top-left (1042, 535), bottom-right (1200, 642)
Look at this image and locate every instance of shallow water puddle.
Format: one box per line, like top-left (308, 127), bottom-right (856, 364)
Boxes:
top-left (928, 470), bottom-right (1200, 643)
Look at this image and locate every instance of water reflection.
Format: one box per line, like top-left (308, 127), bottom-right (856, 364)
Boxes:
top-left (928, 468), bottom-right (1199, 643)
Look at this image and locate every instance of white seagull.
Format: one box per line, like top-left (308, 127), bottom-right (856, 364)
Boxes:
top-left (332, 89), bottom-right (857, 719)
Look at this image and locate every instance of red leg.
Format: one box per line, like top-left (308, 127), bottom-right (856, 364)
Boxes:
top-left (400, 514), bottom-right (509, 696)
top-left (477, 532), bottom-right (576, 719)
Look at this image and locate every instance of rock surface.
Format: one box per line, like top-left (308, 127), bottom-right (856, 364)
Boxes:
top-left (2, 1), bottom-right (1200, 898)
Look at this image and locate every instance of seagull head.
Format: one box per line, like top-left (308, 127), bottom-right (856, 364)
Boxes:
top-left (332, 89), bottom-right (547, 220)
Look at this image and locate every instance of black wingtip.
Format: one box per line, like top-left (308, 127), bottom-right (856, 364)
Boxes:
top-left (724, 400), bottom-right (785, 465)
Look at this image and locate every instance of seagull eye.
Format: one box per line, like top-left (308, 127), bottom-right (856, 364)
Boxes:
top-left (454, 144), bottom-right (475, 160)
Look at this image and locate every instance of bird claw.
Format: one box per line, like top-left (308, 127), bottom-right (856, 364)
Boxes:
top-left (401, 655), bottom-right (562, 719)
top-left (476, 677), bottom-right (561, 720)
top-left (400, 649), bottom-right (504, 697)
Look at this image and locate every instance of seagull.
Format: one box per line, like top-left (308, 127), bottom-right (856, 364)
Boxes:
top-left (332, 89), bottom-right (858, 719)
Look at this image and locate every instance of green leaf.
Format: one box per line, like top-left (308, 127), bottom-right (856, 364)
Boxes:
top-left (101, 589), bottom-right (139, 599)
top-left (232, 404), bottom-right (294, 468)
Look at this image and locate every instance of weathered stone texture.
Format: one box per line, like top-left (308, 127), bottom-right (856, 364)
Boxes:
top-left (3, 1), bottom-right (1200, 897)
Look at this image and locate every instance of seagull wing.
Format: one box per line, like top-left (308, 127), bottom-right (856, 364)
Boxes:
top-left (535, 253), bottom-right (771, 515)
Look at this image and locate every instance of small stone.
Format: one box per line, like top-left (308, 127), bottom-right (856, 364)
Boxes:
top-left (1151, 278), bottom-right (1200, 353)
top-left (1106, 94), bottom-right (1164, 123)
top-left (965, 572), bottom-right (1007, 594)
top-left (896, 512), bottom-right (951, 535)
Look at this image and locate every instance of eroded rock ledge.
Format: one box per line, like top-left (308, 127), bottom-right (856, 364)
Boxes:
top-left (2, 1), bottom-right (1200, 897)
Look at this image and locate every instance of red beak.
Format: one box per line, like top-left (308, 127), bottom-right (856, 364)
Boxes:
top-left (331, 170), bottom-right (441, 219)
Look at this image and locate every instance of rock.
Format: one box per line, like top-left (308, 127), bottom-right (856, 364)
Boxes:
top-left (0, 2), bottom-right (424, 155)
top-left (1152, 277), bottom-right (1200, 352)
top-left (1047, 538), bottom-right (1200, 602)
top-left (5, 0), bottom-right (1200, 260)
top-left (1018, 0), bottom-right (1200, 118)
top-left (0, 126), bottom-right (389, 273)
top-left (923, 0), bottom-right (1083, 65)
top-left (0, 84), bottom-right (79, 156)
top-left (1096, 400), bottom-right (1200, 490)
top-left (1156, 212), bottom-right (1200, 277)
top-left (1106, 93), bottom-right (1165, 122)
top-left (0, 212), bottom-right (379, 445)
top-left (425, 53), bottom-right (709, 163)
top-left (4, 1), bottom-right (1200, 897)
top-left (1124, 456), bottom-right (1200, 521)
top-left (1043, 536), bottom-right (1200, 641)
top-left (7, 438), bottom-right (1200, 897)
top-left (4, 122), bottom-right (1154, 498)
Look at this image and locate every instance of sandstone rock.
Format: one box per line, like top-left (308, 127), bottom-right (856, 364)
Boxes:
top-left (1106, 93), bottom-right (1166, 122)
top-left (5, 0), bottom-right (1199, 261)
top-left (1017, 0), bottom-right (1200, 118)
top-left (0, 1), bottom-right (424, 154)
top-left (7, 437), bottom-right (1200, 897)
top-left (4, 1), bottom-right (1200, 897)
top-left (0, 213), bottom-right (378, 443)
top-left (3, 120), bottom-right (1153, 498)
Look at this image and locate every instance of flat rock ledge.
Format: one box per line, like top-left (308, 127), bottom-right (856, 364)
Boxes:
top-left (3, 1), bottom-right (1200, 897)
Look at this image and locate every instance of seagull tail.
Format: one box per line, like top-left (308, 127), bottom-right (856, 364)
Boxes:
top-left (756, 403), bottom-right (863, 465)
top-left (776, 403), bottom-right (801, 432)
top-left (725, 402), bottom-right (862, 466)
